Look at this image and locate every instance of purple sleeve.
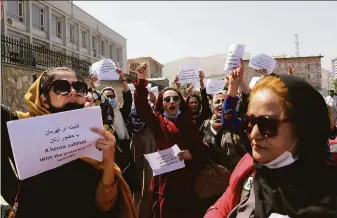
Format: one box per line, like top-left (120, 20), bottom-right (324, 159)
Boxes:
top-left (221, 94), bottom-right (241, 132)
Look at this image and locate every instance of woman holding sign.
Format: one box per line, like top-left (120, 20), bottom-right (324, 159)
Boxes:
top-left (134, 63), bottom-right (207, 218)
top-left (205, 72), bottom-right (337, 217)
top-left (1, 67), bottom-right (137, 218)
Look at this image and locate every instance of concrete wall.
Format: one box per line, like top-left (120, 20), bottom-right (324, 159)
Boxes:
top-left (1, 64), bottom-right (125, 112)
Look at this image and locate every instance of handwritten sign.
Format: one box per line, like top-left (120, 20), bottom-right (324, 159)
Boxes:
top-left (249, 76), bottom-right (262, 89)
top-left (90, 59), bottom-right (119, 81)
top-left (7, 107), bottom-right (104, 180)
top-left (249, 54), bottom-right (277, 75)
top-left (144, 145), bottom-right (185, 176)
top-left (206, 79), bottom-right (225, 94)
top-left (224, 44), bottom-right (245, 74)
top-left (151, 86), bottom-right (159, 97)
top-left (178, 65), bottom-right (200, 84)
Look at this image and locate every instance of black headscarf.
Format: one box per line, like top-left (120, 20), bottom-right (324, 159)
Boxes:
top-left (252, 74), bottom-right (337, 218)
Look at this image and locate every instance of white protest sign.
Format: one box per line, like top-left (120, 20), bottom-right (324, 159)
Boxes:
top-left (249, 76), bottom-right (262, 89)
top-left (128, 83), bottom-right (152, 97)
top-left (206, 79), bottom-right (225, 94)
top-left (224, 44), bottom-right (245, 74)
top-left (151, 86), bottom-right (159, 97)
top-left (7, 107), bottom-right (104, 180)
top-left (192, 79), bottom-right (208, 91)
top-left (144, 145), bottom-right (185, 176)
top-left (178, 65), bottom-right (200, 84)
top-left (249, 54), bottom-right (277, 75)
top-left (90, 59), bottom-right (120, 81)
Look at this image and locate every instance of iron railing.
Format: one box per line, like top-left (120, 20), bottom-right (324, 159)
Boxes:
top-left (1, 35), bottom-right (91, 77)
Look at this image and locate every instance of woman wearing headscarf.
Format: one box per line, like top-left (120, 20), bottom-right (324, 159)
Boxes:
top-left (1, 67), bottom-right (137, 218)
top-left (174, 72), bottom-right (212, 129)
top-left (134, 63), bottom-right (207, 218)
top-left (204, 71), bottom-right (337, 217)
top-left (89, 73), bottom-right (141, 194)
top-left (128, 91), bottom-right (157, 218)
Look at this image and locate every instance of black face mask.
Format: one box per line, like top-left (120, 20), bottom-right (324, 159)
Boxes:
top-left (48, 102), bottom-right (84, 114)
top-left (330, 93), bottom-right (334, 97)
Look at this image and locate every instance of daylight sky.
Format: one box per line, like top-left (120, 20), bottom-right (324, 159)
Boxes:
top-left (74, 1), bottom-right (337, 70)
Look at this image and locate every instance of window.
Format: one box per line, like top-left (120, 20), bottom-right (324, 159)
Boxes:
top-left (69, 24), bottom-right (75, 43)
top-left (116, 47), bottom-right (122, 64)
top-left (92, 36), bottom-right (97, 57)
top-left (32, 4), bottom-right (44, 31)
top-left (101, 41), bottom-right (105, 56)
top-left (7, 0), bottom-right (24, 22)
top-left (109, 44), bottom-right (113, 59)
top-left (51, 14), bottom-right (62, 38)
top-left (81, 30), bottom-right (87, 48)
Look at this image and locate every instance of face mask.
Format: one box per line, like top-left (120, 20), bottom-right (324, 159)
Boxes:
top-left (48, 102), bottom-right (84, 113)
top-left (263, 139), bottom-right (298, 169)
top-left (108, 98), bottom-right (116, 107)
top-left (163, 109), bottom-right (181, 120)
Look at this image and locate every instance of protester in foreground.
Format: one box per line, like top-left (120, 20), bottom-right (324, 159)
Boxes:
top-left (1, 67), bottom-right (137, 218)
top-left (205, 73), bottom-right (337, 218)
top-left (134, 63), bottom-right (207, 218)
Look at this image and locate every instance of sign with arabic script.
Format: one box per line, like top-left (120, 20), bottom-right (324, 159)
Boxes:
top-left (7, 107), bottom-right (104, 180)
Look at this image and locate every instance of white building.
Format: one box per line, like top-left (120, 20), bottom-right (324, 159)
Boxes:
top-left (333, 58), bottom-right (337, 79)
top-left (2, 0), bottom-right (127, 72)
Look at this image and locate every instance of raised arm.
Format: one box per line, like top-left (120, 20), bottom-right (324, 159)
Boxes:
top-left (134, 63), bottom-right (161, 133)
top-left (222, 61), bottom-right (244, 133)
top-left (199, 71), bottom-right (212, 120)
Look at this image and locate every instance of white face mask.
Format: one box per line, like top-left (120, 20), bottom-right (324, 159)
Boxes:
top-left (263, 139), bottom-right (298, 169)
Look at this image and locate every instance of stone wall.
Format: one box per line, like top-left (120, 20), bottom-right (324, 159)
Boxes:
top-left (1, 64), bottom-right (124, 112)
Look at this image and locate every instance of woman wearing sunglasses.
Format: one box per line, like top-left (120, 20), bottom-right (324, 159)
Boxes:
top-left (134, 63), bottom-right (207, 218)
top-left (1, 67), bottom-right (137, 218)
top-left (204, 71), bottom-right (337, 217)
top-left (174, 72), bottom-right (212, 129)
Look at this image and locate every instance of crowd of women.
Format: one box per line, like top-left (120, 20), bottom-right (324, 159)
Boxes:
top-left (1, 59), bottom-right (337, 218)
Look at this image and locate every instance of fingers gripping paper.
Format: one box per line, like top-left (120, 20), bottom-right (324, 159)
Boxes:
top-left (144, 145), bottom-right (185, 176)
top-left (6, 107), bottom-right (104, 180)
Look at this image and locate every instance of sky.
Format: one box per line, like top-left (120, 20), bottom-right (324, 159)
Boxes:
top-left (73, 1), bottom-right (337, 70)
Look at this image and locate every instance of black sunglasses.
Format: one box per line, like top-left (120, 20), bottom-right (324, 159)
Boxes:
top-left (242, 115), bottom-right (291, 138)
top-left (163, 96), bottom-right (180, 103)
top-left (51, 80), bottom-right (88, 96)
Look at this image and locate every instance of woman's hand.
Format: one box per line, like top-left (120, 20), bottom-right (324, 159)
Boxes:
top-left (177, 150), bottom-right (192, 161)
top-left (117, 68), bottom-right (126, 81)
top-left (136, 63), bottom-right (148, 80)
top-left (199, 71), bottom-right (205, 89)
top-left (149, 92), bottom-right (157, 104)
top-left (91, 127), bottom-right (116, 167)
top-left (88, 75), bottom-right (98, 89)
top-left (174, 75), bottom-right (181, 90)
top-left (288, 65), bottom-right (295, 75)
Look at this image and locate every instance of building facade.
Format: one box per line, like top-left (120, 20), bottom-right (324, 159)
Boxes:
top-left (241, 56), bottom-right (323, 90)
top-left (127, 59), bottom-right (140, 78)
top-left (2, 0), bottom-right (127, 72)
top-left (333, 58), bottom-right (337, 79)
top-left (128, 57), bottom-right (163, 78)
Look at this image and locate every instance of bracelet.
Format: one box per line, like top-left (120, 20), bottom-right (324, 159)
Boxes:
top-left (120, 79), bottom-right (127, 82)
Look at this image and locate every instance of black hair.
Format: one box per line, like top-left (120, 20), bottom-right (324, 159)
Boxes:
top-left (39, 67), bottom-right (82, 98)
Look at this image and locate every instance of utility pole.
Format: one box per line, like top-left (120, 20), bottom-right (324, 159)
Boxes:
top-left (295, 34), bottom-right (300, 57)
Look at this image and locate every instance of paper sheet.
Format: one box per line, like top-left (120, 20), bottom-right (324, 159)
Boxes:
top-left (7, 107), bottom-right (104, 180)
top-left (90, 59), bottom-right (120, 81)
top-left (178, 65), bottom-right (200, 84)
top-left (249, 54), bottom-right (277, 75)
top-left (151, 86), bottom-right (159, 97)
top-left (144, 145), bottom-right (185, 176)
top-left (206, 79), bottom-right (225, 94)
top-left (224, 44), bottom-right (245, 74)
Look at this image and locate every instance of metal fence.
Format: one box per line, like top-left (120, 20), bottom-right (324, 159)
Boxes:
top-left (1, 35), bottom-right (91, 77)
